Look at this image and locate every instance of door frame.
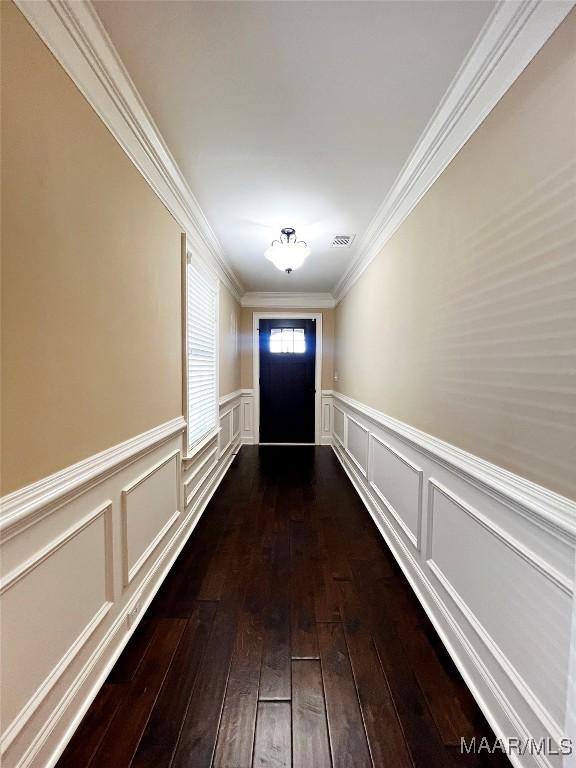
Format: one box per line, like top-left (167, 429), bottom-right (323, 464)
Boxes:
top-left (253, 312), bottom-right (323, 445)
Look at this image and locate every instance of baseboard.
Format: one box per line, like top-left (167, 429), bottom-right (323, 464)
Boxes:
top-left (240, 437), bottom-right (332, 446)
top-left (326, 392), bottom-right (575, 768)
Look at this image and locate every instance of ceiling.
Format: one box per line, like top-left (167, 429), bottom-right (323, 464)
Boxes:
top-left (93, 0), bottom-right (496, 293)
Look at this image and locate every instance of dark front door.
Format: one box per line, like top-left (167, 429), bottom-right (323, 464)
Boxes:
top-left (259, 318), bottom-right (316, 443)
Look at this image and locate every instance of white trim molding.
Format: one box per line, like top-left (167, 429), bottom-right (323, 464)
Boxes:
top-left (120, 451), bottom-right (182, 588)
top-left (252, 313), bottom-right (323, 445)
top-left (219, 390), bottom-right (243, 407)
top-left (240, 390), bottom-right (256, 445)
top-left (0, 502), bottom-right (114, 755)
top-left (184, 447), bottom-right (218, 508)
top-left (14, 0), bottom-right (244, 301)
top-left (328, 390), bottom-right (576, 768)
top-left (333, 0), bottom-right (575, 302)
top-left (320, 391), bottom-right (333, 445)
top-left (331, 392), bottom-right (576, 543)
top-left (215, 390), bottom-right (242, 458)
top-left (566, 561), bottom-right (576, 768)
top-left (13, 0), bottom-right (573, 307)
top-left (241, 292), bottom-right (336, 309)
top-left (1, 418), bottom-right (242, 768)
top-left (0, 416), bottom-right (186, 541)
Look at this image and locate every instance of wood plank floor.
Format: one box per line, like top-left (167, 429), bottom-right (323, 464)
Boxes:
top-left (57, 446), bottom-right (510, 768)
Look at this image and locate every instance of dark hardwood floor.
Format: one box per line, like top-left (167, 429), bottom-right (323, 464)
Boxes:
top-left (57, 446), bottom-right (509, 768)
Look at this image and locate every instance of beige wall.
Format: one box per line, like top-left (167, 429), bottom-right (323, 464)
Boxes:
top-left (219, 284), bottom-right (242, 397)
top-left (1, 2), bottom-right (183, 494)
top-left (335, 10), bottom-right (576, 500)
top-left (240, 307), bottom-right (334, 390)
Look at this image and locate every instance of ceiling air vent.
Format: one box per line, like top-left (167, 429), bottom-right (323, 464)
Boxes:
top-left (330, 234), bottom-right (355, 248)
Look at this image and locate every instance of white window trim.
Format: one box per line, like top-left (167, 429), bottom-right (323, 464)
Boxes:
top-left (252, 312), bottom-right (323, 445)
top-left (182, 242), bottom-right (220, 459)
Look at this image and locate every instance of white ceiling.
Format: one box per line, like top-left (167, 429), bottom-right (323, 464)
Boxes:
top-left (93, 0), bottom-right (495, 293)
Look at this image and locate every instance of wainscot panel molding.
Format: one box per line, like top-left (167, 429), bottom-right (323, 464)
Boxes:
top-left (0, 417), bottom-right (186, 542)
top-left (121, 451), bottom-right (181, 588)
top-left (239, 388), bottom-right (329, 446)
top-left (219, 407), bottom-right (233, 457)
top-left (320, 391), bottom-right (333, 445)
top-left (0, 502), bottom-right (114, 756)
top-left (14, 0), bottom-right (243, 301)
top-left (345, 416), bottom-right (369, 478)
top-left (333, 0), bottom-right (575, 302)
top-left (371, 434), bottom-right (423, 551)
top-left (184, 445), bottom-right (219, 508)
top-left (219, 389), bottom-right (243, 408)
top-left (329, 391), bottom-right (576, 768)
top-left (219, 391), bottom-right (241, 453)
top-left (332, 404), bottom-right (345, 446)
top-left (240, 389), bottom-right (257, 445)
top-left (240, 292), bottom-right (336, 308)
top-left (0, 410), bottom-right (241, 768)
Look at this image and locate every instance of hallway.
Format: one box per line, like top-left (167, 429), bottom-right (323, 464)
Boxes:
top-left (57, 447), bottom-right (507, 768)
top-left (3, 3), bottom-right (575, 765)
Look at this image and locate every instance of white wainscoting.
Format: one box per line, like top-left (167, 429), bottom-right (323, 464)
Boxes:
top-left (346, 416), bottom-right (369, 477)
top-left (333, 404), bottom-right (345, 443)
top-left (0, 502), bottom-right (114, 758)
top-left (240, 389), bottom-right (256, 445)
top-left (371, 434), bottom-right (423, 550)
top-left (218, 391), bottom-right (241, 462)
top-left (321, 393), bottom-right (332, 445)
top-left (181, 391), bottom-right (242, 519)
top-left (323, 391), bottom-right (576, 768)
top-left (121, 451), bottom-right (181, 588)
top-left (239, 387), bottom-right (331, 445)
top-left (0, 405), bottom-right (241, 768)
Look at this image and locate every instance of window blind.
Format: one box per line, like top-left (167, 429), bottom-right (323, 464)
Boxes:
top-left (186, 257), bottom-right (218, 449)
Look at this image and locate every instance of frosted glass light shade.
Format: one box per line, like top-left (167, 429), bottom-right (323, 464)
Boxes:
top-left (264, 241), bottom-right (310, 272)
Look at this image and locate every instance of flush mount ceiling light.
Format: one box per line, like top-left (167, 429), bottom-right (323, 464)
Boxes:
top-left (264, 227), bottom-right (311, 274)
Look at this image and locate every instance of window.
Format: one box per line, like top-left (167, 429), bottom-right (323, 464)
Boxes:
top-left (270, 327), bottom-right (306, 354)
top-left (186, 255), bottom-right (218, 451)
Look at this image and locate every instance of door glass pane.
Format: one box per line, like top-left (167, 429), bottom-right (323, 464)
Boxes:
top-left (269, 327), bottom-right (306, 354)
top-left (293, 328), bottom-right (305, 352)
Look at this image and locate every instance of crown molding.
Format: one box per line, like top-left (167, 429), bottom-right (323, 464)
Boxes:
top-left (15, 0), bottom-right (244, 301)
top-left (241, 292), bottom-right (336, 309)
top-left (333, 0), bottom-right (575, 303)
